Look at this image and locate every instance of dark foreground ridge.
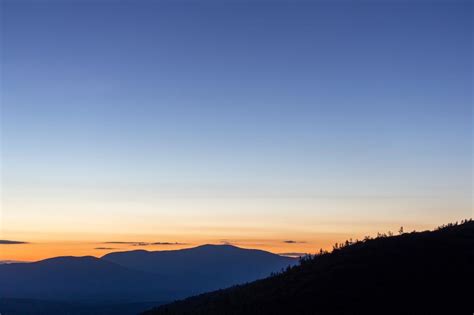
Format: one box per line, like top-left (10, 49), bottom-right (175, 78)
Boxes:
top-left (144, 219), bottom-right (474, 315)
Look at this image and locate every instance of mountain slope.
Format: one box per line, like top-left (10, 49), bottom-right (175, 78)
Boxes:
top-left (0, 245), bottom-right (295, 313)
top-left (0, 256), bottom-right (173, 302)
top-left (103, 244), bottom-right (296, 293)
top-left (0, 299), bottom-right (164, 315)
top-left (144, 220), bottom-right (474, 315)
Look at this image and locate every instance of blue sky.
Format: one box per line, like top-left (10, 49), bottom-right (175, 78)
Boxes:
top-left (0, 0), bottom-right (472, 258)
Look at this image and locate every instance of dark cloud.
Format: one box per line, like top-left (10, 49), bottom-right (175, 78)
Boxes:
top-left (283, 240), bottom-right (306, 244)
top-left (0, 240), bottom-right (28, 245)
top-left (94, 247), bottom-right (116, 250)
top-left (279, 252), bottom-right (308, 257)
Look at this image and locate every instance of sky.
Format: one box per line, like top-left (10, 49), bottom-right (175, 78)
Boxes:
top-left (0, 0), bottom-right (472, 261)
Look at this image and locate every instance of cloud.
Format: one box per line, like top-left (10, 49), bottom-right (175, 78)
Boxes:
top-left (279, 252), bottom-right (308, 257)
top-left (283, 240), bottom-right (306, 244)
top-left (0, 240), bottom-right (28, 245)
top-left (151, 242), bottom-right (187, 245)
top-left (103, 241), bottom-right (187, 246)
top-left (104, 241), bottom-right (139, 244)
top-left (95, 247), bottom-right (116, 250)
top-left (220, 240), bottom-right (234, 245)
top-left (103, 241), bottom-right (150, 246)
top-left (219, 240), bottom-right (271, 247)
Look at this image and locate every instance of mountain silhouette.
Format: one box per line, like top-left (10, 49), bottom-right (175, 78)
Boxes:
top-left (0, 245), bottom-right (295, 314)
top-left (103, 244), bottom-right (296, 293)
top-left (143, 220), bottom-right (474, 315)
top-left (0, 299), bottom-right (163, 315)
top-left (0, 256), bottom-right (169, 302)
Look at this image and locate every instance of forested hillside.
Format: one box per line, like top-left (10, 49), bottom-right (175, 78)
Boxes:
top-left (144, 220), bottom-right (474, 315)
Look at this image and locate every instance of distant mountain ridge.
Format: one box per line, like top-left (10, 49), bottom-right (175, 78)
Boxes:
top-left (102, 244), bottom-right (295, 293)
top-left (0, 244), bottom-right (296, 314)
top-left (0, 298), bottom-right (163, 315)
top-left (0, 255), bottom-right (167, 302)
top-left (144, 220), bottom-right (474, 315)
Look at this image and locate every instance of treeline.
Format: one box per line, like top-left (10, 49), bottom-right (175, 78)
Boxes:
top-left (143, 219), bottom-right (474, 315)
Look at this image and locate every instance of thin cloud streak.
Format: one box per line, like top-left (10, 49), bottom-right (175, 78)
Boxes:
top-left (103, 241), bottom-right (187, 246)
top-left (279, 252), bottom-right (308, 258)
top-left (283, 240), bottom-right (306, 244)
top-left (0, 240), bottom-right (29, 245)
top-left (152, 242), bottom-right (188, 245)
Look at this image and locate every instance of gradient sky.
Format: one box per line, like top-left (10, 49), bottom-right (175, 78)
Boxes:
top-left (1, 0), bottom-right (472, 261)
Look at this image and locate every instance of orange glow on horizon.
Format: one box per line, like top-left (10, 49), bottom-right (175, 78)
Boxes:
top-left (0, 235), bottom-right (353, 262)
top-left (0, 228), bottom-right (415, 262)
top-left (0, 220), bottom-right (445, 261)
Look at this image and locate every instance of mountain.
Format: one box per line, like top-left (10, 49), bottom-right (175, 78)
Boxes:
top-left (0, 245), bottom-right (295, 314)
top-left (0, 256), bottom-right (171, 302)
top-left (0, 299), bottom-right (163, 315)
top-left (143, 220), bottom-right (474, 315)
top-left (103, 244), bottom-right (296, 293)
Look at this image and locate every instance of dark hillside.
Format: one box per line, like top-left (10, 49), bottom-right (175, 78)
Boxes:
top-left (144, 220), bottom-right (474, 315)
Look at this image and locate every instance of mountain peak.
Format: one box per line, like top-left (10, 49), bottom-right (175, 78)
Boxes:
top-left (194, 243), bottom-right (240, 250)
top-left (37, 255), bottom-right (100, 264)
